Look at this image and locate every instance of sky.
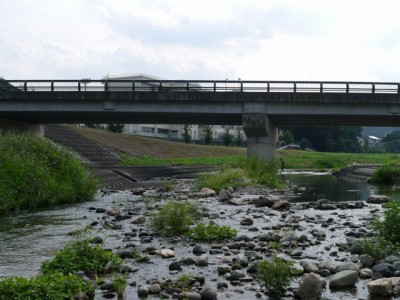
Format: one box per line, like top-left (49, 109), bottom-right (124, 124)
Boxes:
top-left (1, 0), bottom-right (400, 81)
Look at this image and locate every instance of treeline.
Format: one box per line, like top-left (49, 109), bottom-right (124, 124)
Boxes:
top-left (280, 126), bottom-right (363, 153)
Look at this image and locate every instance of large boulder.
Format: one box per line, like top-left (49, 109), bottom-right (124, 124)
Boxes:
top-left (367, 278), bottom-right (392, 296)
top-left (372, 263), bottom-right (395, 277)
top-left (218, 189), bottom-right (232, 202)
top-left (296, 273), bottom-right (326, 300)
top-left (329, 270), bottom-right (358, 288)
top-left (200, 286), bottom-right (218, 300)
top-left (367, 195), bottom-right (390, 204)
top-left (271, 200), bottom-right (291, 211)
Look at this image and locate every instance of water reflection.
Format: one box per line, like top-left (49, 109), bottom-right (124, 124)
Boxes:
top-left (286, 173), bottom-right (377, 202)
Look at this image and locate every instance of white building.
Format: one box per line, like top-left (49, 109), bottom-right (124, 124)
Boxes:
top-left (104, 73), bottom-right (245, 143)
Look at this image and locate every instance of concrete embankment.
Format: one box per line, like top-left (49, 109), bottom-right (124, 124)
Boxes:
top-left (332, 164), bottom-right (380, 182)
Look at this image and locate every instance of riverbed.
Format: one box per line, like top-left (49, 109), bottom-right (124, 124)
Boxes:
top-left (0, 173), bottom-right (398, 299)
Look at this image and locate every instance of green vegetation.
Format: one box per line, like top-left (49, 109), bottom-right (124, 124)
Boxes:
top-left (121, 154), bottom-right (242, 166)
top-left (113, 273), bottom-right (128, 299)
top-left (41, 234), bottom-right (122, 275)
top-left (0, 273), bottom-right (94, 300)
top-left (197, 157), bottom-right (284, 192)
top-left (0, 134), bottom-right (99, 214)
top-left (202, 125), bottom-right (214, 145)
top-left (182, 124), bottom-right (192, 144)
top-left (188, 222), bottom-right (238, 242)
top-left (362, 201), bottom-right (400, 259)
top-left (370, 164), bottom-right (400, 185)
top-left (150, 200), bottom-right (199, 236)
top-left (256, 256), bottom-right (296, 297)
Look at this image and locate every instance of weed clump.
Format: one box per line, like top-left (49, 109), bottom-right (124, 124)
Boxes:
top-left (256, 256), bottom-right (296, 297)
top-left (0, 134), bottom-right (99, 214)
top-left (187, 222), bottom-right (238, 242)
top-left (150, 200), bottom-right (199, 236)
top-left (370, 164), bottom-right (400, 185)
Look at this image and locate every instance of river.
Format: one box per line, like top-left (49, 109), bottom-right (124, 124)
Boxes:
top-left (0, 172), bottom-right (399, 299)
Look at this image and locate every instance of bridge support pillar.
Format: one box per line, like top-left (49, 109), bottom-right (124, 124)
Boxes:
top-left (243, 114), bottom-right (277, 160)
top-left (0, 118), bottom-right (44, 137)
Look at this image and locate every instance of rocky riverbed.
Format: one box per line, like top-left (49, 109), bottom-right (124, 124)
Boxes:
top-left (74, 176), bottom-right (399, 300)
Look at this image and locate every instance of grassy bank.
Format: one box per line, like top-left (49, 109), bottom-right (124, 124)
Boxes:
top-left (122, 150), bottom-right (400, 169)
top-left (0, 134), bottom-right (99, 214)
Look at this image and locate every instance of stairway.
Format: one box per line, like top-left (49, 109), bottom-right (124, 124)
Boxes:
top-left (44, 125), bottom-right (120, 167)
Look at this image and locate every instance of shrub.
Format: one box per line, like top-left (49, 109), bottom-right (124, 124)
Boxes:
top-left (371, 200), bottom-right (400, 244)
top-left (240, 157), bottom-right (284, 188)
top-left (257, 256), bottom-right (296, 297)
top-left (0, 134), bottom-right (99, 214)
top-left (362, 236), bottom-right (400, 260)
top-left (187, 222), bottom-right (238, 242)
top-left (41, 235), bottom-right (122, 275)
top-left (0, 273), bottom-right (94, 300)
top-left (113, 273), bottom-right (128, 299)
top-left (371, 164), bottom-right (400, 185)
top-left (150, 200), bottom-right (199, 236)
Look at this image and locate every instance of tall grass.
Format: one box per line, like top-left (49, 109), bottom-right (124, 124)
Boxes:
top-left (370, 164), bottom-right (400, 185)
top-left (197, 157), bottom-right (284, 192)
top-left (0, 134), bottom-right (99, 214)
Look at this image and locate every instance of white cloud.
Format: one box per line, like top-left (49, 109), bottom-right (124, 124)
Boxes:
top-left (0, 0), bottom-right (399, 81)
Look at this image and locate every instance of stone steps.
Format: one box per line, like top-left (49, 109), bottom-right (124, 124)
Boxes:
top-left (44, 125), bottom-right (120, 167)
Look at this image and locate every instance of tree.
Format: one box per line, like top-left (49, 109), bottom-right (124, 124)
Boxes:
top-left (382, 131), bottom-right (400, 143)
top-left (299, 138), bottom-right (308, 150)
top-left (281, 130), bottom-right (294, 145)
top-left (222, 128), bottom-right (233, 146)
top-left (288, 126), bottom-right (362, 152)
top-left (235, 127), bottom-right (244, 147)
top-left (202, 125), bottom-right (213, 145)
top-left (107, 124), bottom-right (125, 133)
top-left (182, 124), bottom-right (192, 144)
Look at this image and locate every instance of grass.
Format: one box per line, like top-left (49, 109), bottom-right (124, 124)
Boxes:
top-left (121, 154), bottom-right (243, 166)
top-left (187, 222), bottom-right (238, 242)
top-left (370, 164), bottom-right (400, 185)
top-left (0, 134), bottom-right (99, 214)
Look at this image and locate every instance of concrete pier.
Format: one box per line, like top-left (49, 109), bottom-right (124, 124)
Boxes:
top-left (243, 114), bottom-right (278, 159)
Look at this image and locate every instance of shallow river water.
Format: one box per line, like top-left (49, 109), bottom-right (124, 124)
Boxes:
top-left (1, 173), bottom-right (399, 299)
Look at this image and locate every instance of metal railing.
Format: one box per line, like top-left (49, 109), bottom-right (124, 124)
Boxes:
top-left (0, 80), bottom-right (399, 94)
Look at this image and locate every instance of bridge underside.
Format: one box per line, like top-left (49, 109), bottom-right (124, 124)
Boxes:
top-left (0, 90), bottom-right (400, 159)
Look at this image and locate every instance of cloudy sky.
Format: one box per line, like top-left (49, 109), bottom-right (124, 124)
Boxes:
top-left (1, 0), bottom-right (399, 81)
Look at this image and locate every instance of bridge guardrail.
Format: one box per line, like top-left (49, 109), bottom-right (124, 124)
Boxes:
top-left (0, 80), bottom-right (399, 94)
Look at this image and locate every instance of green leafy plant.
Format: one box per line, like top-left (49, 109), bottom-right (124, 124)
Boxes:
top-left (362, 236), bottom-right (400, 260)
top-left (113, 273), bottom-right (128, 299)
top-left (197, 166), bottom-right (247, 192)
top-left (256, 256), bottom-right (296, 297)
top-left (371, 164), bottom-right (400, 185)
top-left (150, 200), bottom-right (199, 236)
top-left (0, 273), bottom-right (94, 300)
top-left (41, 234), bottom-right (122, 275)
top-left (187, 222), bottom-right (238, 242)
top-left (371, 200), bottom-right (400, 244)
top-left (0, 133), bottom-right (99, 214)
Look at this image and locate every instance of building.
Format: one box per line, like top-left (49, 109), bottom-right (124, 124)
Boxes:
top-left (104, 73), bottom-right (246, 143)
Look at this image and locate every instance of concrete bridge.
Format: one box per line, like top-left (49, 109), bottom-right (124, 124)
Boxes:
top-left (0, 79), bottom-right (399, 159)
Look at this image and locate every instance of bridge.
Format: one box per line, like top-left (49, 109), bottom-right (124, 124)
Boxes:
top-left (0, 79), bottom-right (399, 159)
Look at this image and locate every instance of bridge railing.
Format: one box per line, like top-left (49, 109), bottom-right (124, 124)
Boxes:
top-left (0, 80), bottom-right (399, 94)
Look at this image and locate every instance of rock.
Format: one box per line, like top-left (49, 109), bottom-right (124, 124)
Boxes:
top-left (100, 281), bottom-right (114, 290)
top-left (118, 264), bottom-right (132, 273)
top-left (95, 207), bottom-right (107, 213)
top-left (132, 216), bottom-right (146, 224)
top-left (117, 249), bottom-right (134, 259)
top-left (148, 283), bottom-right (161, 294)
top-left (329, 270), bottom-right (358, 288)
top-left (372, 263), bottom-right (394, 277)
top-left (254, 196), bottom-right (274, 207)
top-left (393, 261), bottom-right (400, 271)
top-left (160, 248), bottom-right (175, 258)
top-left (183, 291), bottom-right (202, 300)
top-left (200, 188), bottom-right (216, 197)
top-left (271, 200), bottom-right (290, 211)
top-left (359, 254), bottom-right (374, 267)
top-left (193, 245), bottom-right (207, 256)
top-left (300, 261), bottom-right (319, 273)
top-left (359, 268), bottom-right (373, 279)
top-left (218, 189), bottom-right (232, 202)
top-left (169, 261), bottom-right (182, 271)
top-left (195, 255), bottom-right (209, 267)
top-left (240, 217), bottom-right (254, 226)
top-left (350, 242), bottom-right (363, 255)
top-left (200, 286), bottom-right (218, 300)
top-left (336, 262), bottom-right (361, 272)
top-left (318, 260), bottom-right (337, 273)
top-left (230, 270), bottom-right (246, 281)
top-left (385, 255), bottom-right (400, 264)
top-left (367, 278), bottom-right (392, 296)
top-left (297, 273), bottom-right (325, 300)
top-left (367, 195), bottom-right (390, 204)
top-left (246, 262), bottom-right (258, 274)
top-left (137, 285), bottom-right (149, 298)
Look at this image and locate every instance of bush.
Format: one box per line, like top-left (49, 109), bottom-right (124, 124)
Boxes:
top-left (371, 200), bottom-right (400, 244)
top-left (371, 164), bottom-right (400, 185)
top-left (240, 157), bottom-right (284, 188)
top-left (0, 134), bottom-right (99, 214)
top-left (41, 235), bottom-right (122, 275)
top-left (188, 222), bottom-right (238, 242)
top-left (362, 236), bottom-right (400, 260)
top-left (150, 200), bottom-right (199, 236)
top-left (257, 256), bottom-right (295, 297)
top-left (0, 273), bottom-right (94, 300)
